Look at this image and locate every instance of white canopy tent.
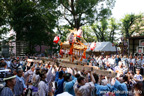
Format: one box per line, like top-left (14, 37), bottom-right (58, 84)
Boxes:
top-left (84, 42), bottom-right (116, 52)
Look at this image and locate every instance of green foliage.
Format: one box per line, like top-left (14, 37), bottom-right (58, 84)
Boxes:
top-left (0, 0), bottom-right (7, 27)
top-left (5, 0), bottom-right (58, 54)
top-left (57, 25), bottom-right (71, 42)
top-left (0, 0), bottom-right (10, 39)
top-left (82, 26), bottom-right (97, 42)
top-left (92, 18), bottom-right (119, 42)
top-left (58, 0), bottom-right (115, 29)
top-left (121, 13), bottom-right (144, 38)
top-left (108, 18), bottom-right (119, 42)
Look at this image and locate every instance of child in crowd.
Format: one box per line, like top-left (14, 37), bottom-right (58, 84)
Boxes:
top-left (134, 68), bottom-right (143, 82)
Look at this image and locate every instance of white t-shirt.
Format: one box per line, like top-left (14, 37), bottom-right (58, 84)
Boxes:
top-left (109, 58), bottom-right (115, 65)
top-left (134, 74), bottom-right (143, 81)
top-left (103, 58), bottom-right (109, 64)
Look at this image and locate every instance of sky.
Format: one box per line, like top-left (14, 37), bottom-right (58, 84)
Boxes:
top-left (112, 0), bottom-right (144, 20)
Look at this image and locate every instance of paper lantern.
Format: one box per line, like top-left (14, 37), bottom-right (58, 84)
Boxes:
top-left (90, 42), bottom-right (96, 51)
top-left (53, 36), bottom-right (60, 44)
top-left (77, 29), bottom-right (82, 37)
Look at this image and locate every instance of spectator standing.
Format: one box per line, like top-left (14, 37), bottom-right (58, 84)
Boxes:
top-left (0, 73), bottom-right (16, 96)
top-left (14, 68), bottom-right (26, 96)
top-left (115, 55), bottom-right (121, 66)
top-left (38, 70), bottom-right (49, 96)
top-left (63, 72), bottom-right (77, 96)
top-left (128, 55), bottom-right (133, 71)
top-left (134, 68), bottom-right (143, 82)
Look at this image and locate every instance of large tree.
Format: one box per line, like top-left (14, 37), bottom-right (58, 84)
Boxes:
top-left (91, 18), bottom-right (119, 42)
top-left (92, 18), bottom-right (108, 41)
top-left (121, 13), bottom-right (144, 38)
top-left (5, 0), bottom-right (58, 54)
top-left (58, 0), bottom-right (115, 29)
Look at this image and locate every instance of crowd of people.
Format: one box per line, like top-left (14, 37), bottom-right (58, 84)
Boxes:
top-left (0, 54), bottom-right (144, 96)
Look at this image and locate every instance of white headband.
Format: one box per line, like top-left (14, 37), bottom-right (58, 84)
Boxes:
top-left (3, 75), bottom-right (16, 81)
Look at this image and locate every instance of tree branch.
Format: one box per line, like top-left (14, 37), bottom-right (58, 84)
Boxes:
top-left (71, 0), bottom-right (75, 15)
top-left (130, 29), bottom-right (137, 36)
top-left (80, 21), bottom-right (92, 26)
top-left (128, 18), bottom-right (135, 28)
top-left (97, 26), bottom-right (102, 35)
top-left (61, 0), bottom-right (72, 12)
top-left (64, 15), bottom-right (74, 27)
top-left (97, 26), bottom-right (105, 41)
top-left (57, 26), bottom-right (63, 35)
top-left (92, 27), bottom-right (100, 41)
top-left (80, 4), bottom-right (96, 15)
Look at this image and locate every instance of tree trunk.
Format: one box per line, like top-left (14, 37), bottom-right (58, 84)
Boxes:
top-left (101, 32), bottom-right (105, 42)
top-left (126, 29), bottom-right (129, 38)
top-left (74, 19), bottom-right (80, 30)
top-left (112, 30), bottom-right (115, 43)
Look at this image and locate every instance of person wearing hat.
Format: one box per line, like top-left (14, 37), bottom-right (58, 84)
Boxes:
top-left (0, 73), bottom-right (16, 96)
top-left (134, 68), bottom-right (143, 82)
